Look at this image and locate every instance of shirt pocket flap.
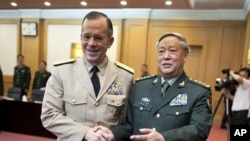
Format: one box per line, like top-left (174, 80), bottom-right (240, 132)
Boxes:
top-left (107, 95), bottom-right (125, 107)
top-left (134, 101), bottom-right (153, 112)
top-left (63, 94), bottom-right (87, 105)
top-left (164, 105), bottom-right (189, 116)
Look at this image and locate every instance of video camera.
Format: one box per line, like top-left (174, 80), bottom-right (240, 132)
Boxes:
top-left (215, 68), bottom-right (238, 91)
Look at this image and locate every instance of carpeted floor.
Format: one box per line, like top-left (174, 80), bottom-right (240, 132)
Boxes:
top-left (0, 125), bottom-right (227, 141)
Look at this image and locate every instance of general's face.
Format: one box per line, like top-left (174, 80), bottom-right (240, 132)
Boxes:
top-left (81, 17), bottom-right (114, 65)
top-left (157, 36), bottom-right (188, 79)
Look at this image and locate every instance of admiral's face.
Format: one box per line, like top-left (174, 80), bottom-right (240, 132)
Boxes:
top-left (157, 36), bottom-right (188, 79)
top-left (81, 17), bottom-right (114, 65)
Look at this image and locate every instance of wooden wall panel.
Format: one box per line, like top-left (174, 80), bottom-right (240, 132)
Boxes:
top-left (121, 19), bottom-right (149, 79)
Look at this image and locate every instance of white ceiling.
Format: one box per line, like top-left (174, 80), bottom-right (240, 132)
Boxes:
top-left (0, 0), bottom-right (249, 20)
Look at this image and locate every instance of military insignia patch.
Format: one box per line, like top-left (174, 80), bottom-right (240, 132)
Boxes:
top-left (139, 97), bottom-right (151, 106)
top-left (170, 93), bottom-right (188, 106)
top-left (207, 94), bottom-right (212, 111)
top-left (107, 81), bottom-right (123, 95)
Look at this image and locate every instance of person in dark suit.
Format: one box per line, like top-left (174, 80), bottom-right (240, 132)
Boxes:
top-left (0, 65), bottom-right (4, 100)
top-left (32, 60), bottom-right (51, 90)
top-left (95, 32), bottom-right (213, 141)
top-left (13, 54), bottom-right (31, 99)
top-left (40, 11), bottom-right (134, 141)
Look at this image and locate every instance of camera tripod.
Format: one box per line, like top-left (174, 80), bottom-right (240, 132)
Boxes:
top-left (213, 93), bottom-right (231, 141)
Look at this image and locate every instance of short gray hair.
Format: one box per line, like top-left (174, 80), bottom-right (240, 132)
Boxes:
top-left (156, 32), bottom-right (191, 53)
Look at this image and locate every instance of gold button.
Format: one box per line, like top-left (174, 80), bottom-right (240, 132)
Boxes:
top-left (95, 122), bottom-right (100, 126)
top-left (72, 99), bottom-right (76, 104)
top-left (140, 107), bottom-right (143, 110)
top-left (116, 102), bottom-right (120, 105)
top-left (156, 113), bottom-right (160, 118)
top-left (95, 102), bottom-right (99, 106)
top-left (176, 112), bottom-right (179, 116)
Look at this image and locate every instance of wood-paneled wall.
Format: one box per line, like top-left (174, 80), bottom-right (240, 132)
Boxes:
top-left (2, 15), bottom-right (249, 126)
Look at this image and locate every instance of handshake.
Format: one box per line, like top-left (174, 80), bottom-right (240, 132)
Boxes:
top-left (84, 125), bottom-right (165, 141)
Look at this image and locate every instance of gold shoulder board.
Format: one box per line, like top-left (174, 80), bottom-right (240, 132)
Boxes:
top-left (53, 58), bottom-right (76, 66)
top-left (189, 78), bottom-right (211, 88)
top-left (115, 61), bottom-right (134, 74)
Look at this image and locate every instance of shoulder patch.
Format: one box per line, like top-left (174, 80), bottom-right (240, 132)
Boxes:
top-left (188, 78), bottom-right (211, 88)
top-left (115, 61), bottom-right (134, 74)
top-left (135, 75), bottom-right (157, 82)
top-left (53, 58), bottom-right (76, 66)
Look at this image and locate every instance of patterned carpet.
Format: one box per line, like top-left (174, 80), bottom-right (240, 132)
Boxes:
top-left (0, 125), bottom-right (227, 141)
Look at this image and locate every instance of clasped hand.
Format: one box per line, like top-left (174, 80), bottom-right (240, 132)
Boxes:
top-left (85, 126), bottom-right (165, 141)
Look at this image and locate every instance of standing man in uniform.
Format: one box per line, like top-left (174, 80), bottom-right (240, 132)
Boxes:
top-left (31, 60), bottom-right (51, 101)
top-left (96, 32), bottom-right (213, 141)
top-left (40, 11), bottom-right (134, 141)
top-left (32, 60), bottom-right (51, 90)
top-left (140, 64), bottom-right (150, 78)
top-left (13, 54), bottom-right (31, 99)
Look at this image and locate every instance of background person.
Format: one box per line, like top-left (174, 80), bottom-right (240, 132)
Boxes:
top-left (140, 64), bottom-right (150, 77)
top-left (13, 54), bottom-right (31, 99)
top-left (106, 32), bottom-right (213, 141)
top-left (40, 11), bottom-right (134, 141)
top-left (223, 67), bottom-right (250, 125)
top-left (32, 60), bottom-right (51, 90)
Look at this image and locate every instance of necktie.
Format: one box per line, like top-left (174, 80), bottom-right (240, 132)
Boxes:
top-left (161, 82), bottom-right (170, 97)
top-left (91, 66), bottom-right (100, 97)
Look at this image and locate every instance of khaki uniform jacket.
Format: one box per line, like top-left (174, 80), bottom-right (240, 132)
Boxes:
top-left (41, 57), bottom-right (134, 141)
top-left (111, 72), bottom-right (213, 141)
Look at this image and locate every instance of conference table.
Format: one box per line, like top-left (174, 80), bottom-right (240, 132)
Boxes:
top-left (0, 99), bottom-right (56, 138)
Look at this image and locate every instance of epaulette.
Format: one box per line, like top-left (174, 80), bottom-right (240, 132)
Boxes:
top-left (53, 58), bottom-right (76, 66)
top-left (188, 78), bottom-right (211, 88)
top-left (115, 61), bottom-right (134, 74)
top-left (135, 75), bottom-right (157, 82)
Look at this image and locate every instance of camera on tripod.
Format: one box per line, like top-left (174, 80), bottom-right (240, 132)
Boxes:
top-left (215, 68), bottom-right (238, 91)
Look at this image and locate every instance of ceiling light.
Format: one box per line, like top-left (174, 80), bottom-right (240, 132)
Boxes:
top-left (10, 2), bottom-right (17, 7)
top-left (165, 0), bottom-right (172, 6)
top-left (80, 1), bottom-right (87, 6)
top-left (44, 1), bottom-right (51, 7)
top-left (120, 0), bottom-right (127, 6)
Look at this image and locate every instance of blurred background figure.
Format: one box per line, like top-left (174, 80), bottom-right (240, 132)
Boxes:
top-left (223, 67), bottom-right (250, 125)
top-left (30, 60), bottom-right (51, 102)
top-left (0, 65), bottom-right (4, 100)
top-left (12, 54), bottom-right (31, 99)
top-left (140, 64), bottom-right (150, 77)
top-left (32, 60), bottom-right (51, 90)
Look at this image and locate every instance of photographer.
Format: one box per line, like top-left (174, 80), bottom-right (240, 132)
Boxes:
top-left (223, 67), bottom-right (250, 125)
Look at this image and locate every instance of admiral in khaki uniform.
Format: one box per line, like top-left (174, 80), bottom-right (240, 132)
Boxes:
top-left (41, 11), bottom-right (134, 141)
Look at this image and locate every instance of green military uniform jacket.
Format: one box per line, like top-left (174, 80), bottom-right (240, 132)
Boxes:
top-left (111, 72), bottom-right (213, 141)
top-left (13, 65), bottom-right (31, 92)
top-left (32, 70), bottom-right (51, 89)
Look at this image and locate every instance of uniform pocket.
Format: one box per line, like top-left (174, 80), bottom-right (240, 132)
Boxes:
top-left (107, 95), bottom-right (125, 107)
top-left (63, 94), bottom-right (87, 105)
top-left (164, 105), bottom-right (189, 116)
